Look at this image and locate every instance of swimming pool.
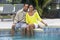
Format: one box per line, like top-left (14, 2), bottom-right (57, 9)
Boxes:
top-left (0, 27), bottom-right (60, 40)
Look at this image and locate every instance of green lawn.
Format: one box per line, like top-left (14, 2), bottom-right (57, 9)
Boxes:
top-left (0, 4), bottom-right (4, 6)
top-left (0, 15), bottom-right (11, 19)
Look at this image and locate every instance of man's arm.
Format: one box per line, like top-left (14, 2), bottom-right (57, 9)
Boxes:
top-left (13, 13), bottom-right (19, 24)
top-left (13, 9), bottom-right (23, 24)
top-left (12, 12), bottom-right (19, 27)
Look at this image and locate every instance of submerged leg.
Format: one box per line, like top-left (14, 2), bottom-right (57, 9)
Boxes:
top-left (21, 28), bottom-right (27, 36)
top-left (26, 27), bottom-right (30, 36)
top-left (29, 24), bottom-right (35, 36)
top-left (11, 25), bottom-right (15, 36)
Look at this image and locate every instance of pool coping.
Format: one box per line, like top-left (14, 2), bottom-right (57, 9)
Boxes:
top-left (0, 19), bottom-right (60, 29)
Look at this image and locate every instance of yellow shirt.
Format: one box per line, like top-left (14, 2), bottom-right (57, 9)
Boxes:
top-left (26, 11), bottom-right (42, 24)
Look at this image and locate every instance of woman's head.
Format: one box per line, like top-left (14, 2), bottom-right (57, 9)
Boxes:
top-left (29, 4), bottom-right (35, 12)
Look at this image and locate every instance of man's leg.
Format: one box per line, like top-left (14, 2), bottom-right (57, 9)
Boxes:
top-left (21, 23), bottom-right (28, 36)
top-left (26, 26), bottom-right (30, 36)
top-left (11, 23), bottom-right (21, 36)
top-left (21, 28), bottom-right (26, 36)
top-left (11, 24), bottom-right (15, 36)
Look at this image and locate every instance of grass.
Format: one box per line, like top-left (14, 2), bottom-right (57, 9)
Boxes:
top-left (0, 4), bottom-right (4, 6)
top-left (0, 15), bottom-right (11, 19)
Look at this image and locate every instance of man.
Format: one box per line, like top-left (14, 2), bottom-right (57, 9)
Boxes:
top-left (11, 3), bottom-right (29, 36)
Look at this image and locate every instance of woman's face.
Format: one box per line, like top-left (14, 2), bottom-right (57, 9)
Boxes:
top-left (29, 5), bottom-right (34, 12)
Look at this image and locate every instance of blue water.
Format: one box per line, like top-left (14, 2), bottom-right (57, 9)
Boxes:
top-left (0, 28), bottom-right (60, 40)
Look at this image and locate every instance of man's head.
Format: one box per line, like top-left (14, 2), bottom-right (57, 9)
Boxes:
top-left (23, 3), bottom-right (29, 12)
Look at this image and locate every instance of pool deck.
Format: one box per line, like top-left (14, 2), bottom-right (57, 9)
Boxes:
top-left (0, 19), bottom-right (60, 29)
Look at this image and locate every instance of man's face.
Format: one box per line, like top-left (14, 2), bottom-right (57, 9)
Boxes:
top-left (23, 4), bottom-right (28, 12)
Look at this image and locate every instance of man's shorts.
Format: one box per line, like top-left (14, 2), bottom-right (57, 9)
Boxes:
top-left (15, 22), bottom-right (27, 30)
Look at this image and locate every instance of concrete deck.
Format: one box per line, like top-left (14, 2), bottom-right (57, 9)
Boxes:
top-left (0, 19), bottom-right (60, 29)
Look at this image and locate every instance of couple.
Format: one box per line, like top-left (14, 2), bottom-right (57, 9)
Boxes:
top-left (11, 3), bottom-right (47, 36)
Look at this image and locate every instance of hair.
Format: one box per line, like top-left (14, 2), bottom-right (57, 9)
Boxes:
top-left (29, 4), bottom-right (35, 10)
top-left (23, 3), bottom-right (29, 6)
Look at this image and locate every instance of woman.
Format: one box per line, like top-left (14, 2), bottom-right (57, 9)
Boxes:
top-left (26, 4), bottom-right (47, 36)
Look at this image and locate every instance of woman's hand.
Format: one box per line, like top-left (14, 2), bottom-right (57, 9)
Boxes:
top-left (41, 21), bottom-right (48, 26)
top-left (44, 23), bottom-right (48, 26)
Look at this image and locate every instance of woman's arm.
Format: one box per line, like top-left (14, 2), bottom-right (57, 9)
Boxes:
top-left (36, 11), bottom-right (47, 26)
top-left (41, 21), bottom-right (47, 26)
top-left (36, 11), bottom-right (42, 21)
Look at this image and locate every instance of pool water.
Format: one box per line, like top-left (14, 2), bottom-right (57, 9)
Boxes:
top-left (0, 28), bottom-right (60, 40)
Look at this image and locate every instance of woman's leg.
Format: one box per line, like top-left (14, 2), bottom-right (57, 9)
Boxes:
top-left (29, 24), bottom-right (35, 36)
top-left (25, 24), bottom-right (35, 36)
top-left (26, 26), bottom-right (30, 36)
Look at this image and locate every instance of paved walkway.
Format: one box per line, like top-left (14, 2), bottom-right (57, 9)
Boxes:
top-left (0, 19), bottom-right (60, 29)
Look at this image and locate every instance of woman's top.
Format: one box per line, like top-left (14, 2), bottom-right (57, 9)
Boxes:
top-left (26, 11), bottom-right (42, 24)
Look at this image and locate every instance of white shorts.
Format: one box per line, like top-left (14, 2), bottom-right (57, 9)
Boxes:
top-left (38, 21), bottom-right (45, 28)
top-left (34, 21), bottom-right (45, 29)
top-left (34, 23), bottom-right (38, 29)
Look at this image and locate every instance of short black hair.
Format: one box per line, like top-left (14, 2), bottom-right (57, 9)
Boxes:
top-left (24, 3), bottom-right (29, 6)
